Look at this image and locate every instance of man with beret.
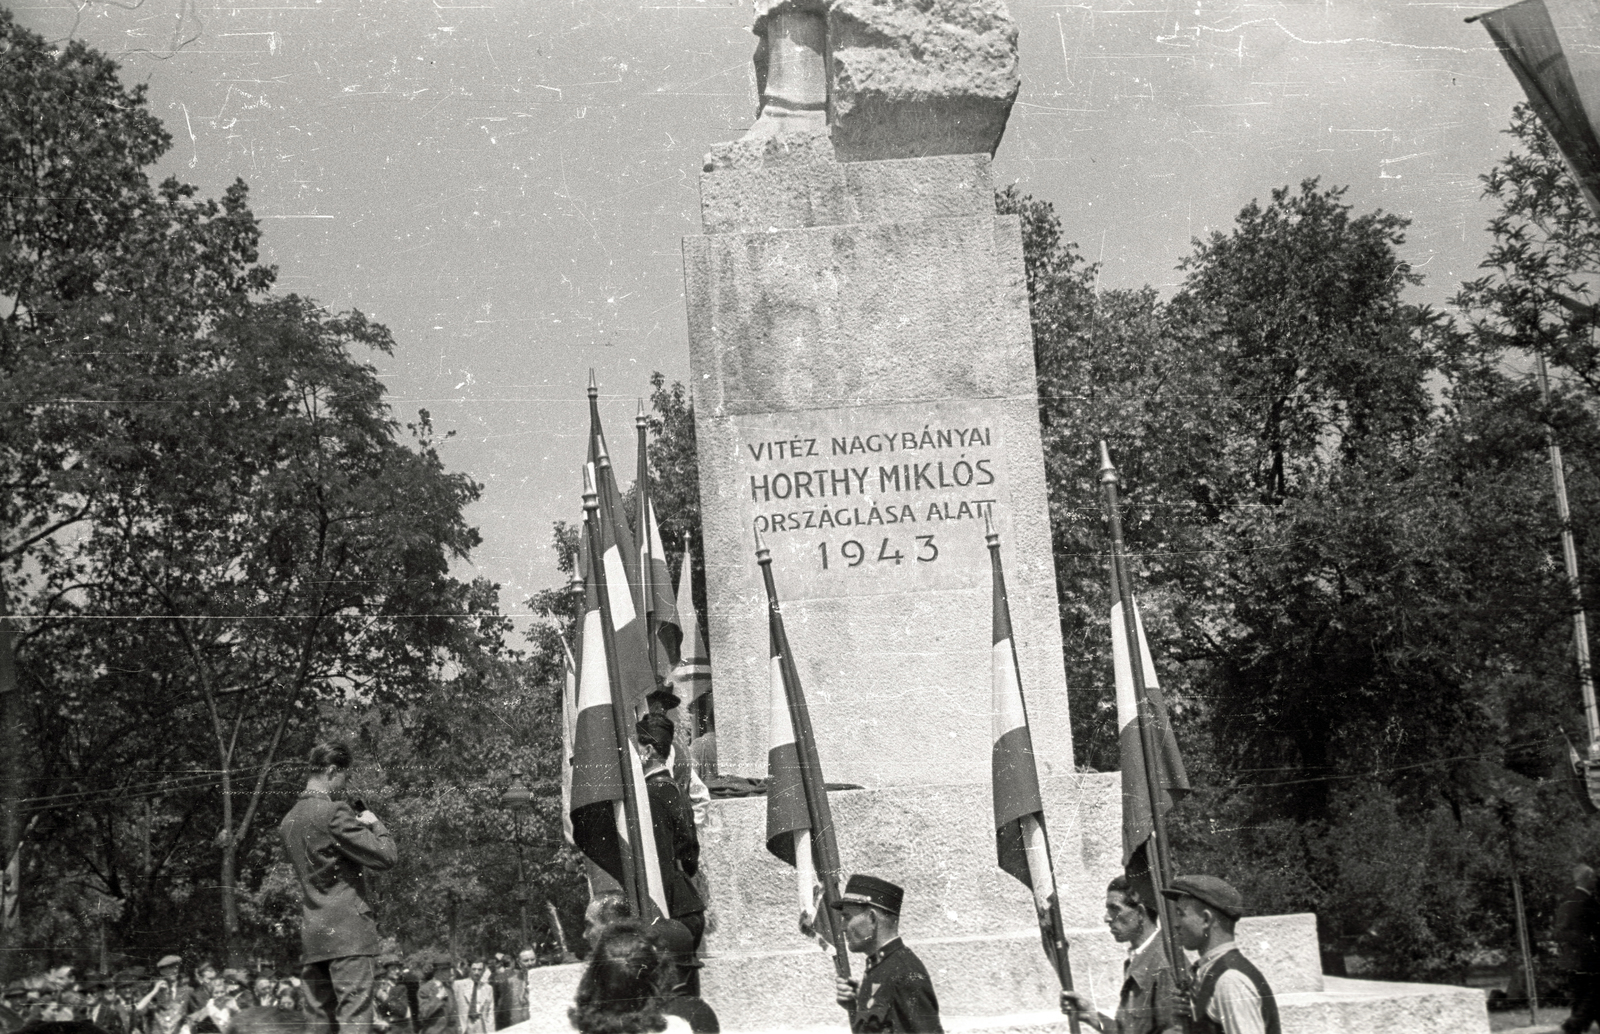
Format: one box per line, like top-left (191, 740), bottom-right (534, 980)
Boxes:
top-left (279, 740), bottom-right (398, 1034)
top-left (830, 874), bottom-right (942, 1033)
top-left (1162, 875), bottom-right (1279, 1034)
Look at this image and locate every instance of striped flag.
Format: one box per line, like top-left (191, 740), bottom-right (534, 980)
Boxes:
top-left (766, 641), bottom-right (826, 948)
top-left (635, 402), bottom-right (681, 680)
top-left (987, 516), bottom-right (1077, 1007)
top-left (670, 547), bottom-right (712, 702)
top-left (588, 376), bottom-right (655, 717)
top-left (1111, 593), bottom-right (1190, 871)
top-left (561, 635), bottom-right (578, 845)
top-left (1475, 0), bottom-right (1600, 219)
top-left (755, 528), bottom-right (852, 980)
top-left (569, 488), bottom-right (668, 921)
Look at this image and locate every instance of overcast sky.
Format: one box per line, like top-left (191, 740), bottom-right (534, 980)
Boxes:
top-left (13, 0), bottom-right (1526, 626)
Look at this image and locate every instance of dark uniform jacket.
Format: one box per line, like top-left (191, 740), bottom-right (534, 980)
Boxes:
top-left (850, 939), bottom-right (941, 1033)
top-left (278, 790), bottom-right (398, 963)
top-left (1557, 885), bottom-right (1600, 974)
top-left (645, 769), bottom-right (704, 920)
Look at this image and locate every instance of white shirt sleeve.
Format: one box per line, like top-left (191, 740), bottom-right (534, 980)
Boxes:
top-left (1208, 969), bottom-right (1267, 1034)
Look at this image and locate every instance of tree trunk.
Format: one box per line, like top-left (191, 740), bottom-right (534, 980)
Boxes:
top-left (219, 756), bottom-right (241, 964)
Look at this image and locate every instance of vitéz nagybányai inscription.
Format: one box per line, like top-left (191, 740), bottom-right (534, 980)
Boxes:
top-left (733, 400), bottom-right (1011, 599)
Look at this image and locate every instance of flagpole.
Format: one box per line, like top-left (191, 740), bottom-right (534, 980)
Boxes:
top-left (1098, 442), bottom-right (1189, 989)
top-left (1536, 354), bottom-right (1600, 758)
top-left (636, 400), bottom-right (662, 690)
top-left (583, 469), bottom-right (657, 923)
top-left (754, 527), bottom-right (852, 982)
top-left (985, 513), bottom-right (1081, 1034)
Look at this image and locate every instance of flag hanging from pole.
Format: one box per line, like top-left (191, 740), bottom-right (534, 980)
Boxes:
top-left (561, 635), bottom-right (578, 846)
top-left (766, 646), bottom-right (827, 949)
top-left (568, 514), bottom-right (668, 920)
top-left (1112, 594), bottom-right (1190, 871)
top-left (588, 377), bottom-right (655, 716)
top-left (1475, 0), bottom-right (1600, 219)
top-left (755, 527), bottom-right (853, 980)
top-left (988, 518), bottom-right (1078, 1011)
top-left (670, 547), bottom-right (712, 704)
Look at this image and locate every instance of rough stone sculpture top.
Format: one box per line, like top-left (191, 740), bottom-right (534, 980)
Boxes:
top-left (706, 0), bottom-right (1020, 170)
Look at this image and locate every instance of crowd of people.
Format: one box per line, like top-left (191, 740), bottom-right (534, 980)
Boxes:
top-left (4, 725), bottom-right (1293, 1034)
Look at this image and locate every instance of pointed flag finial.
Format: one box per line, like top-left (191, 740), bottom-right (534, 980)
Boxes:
top-left (754, 523), bottom-right (771, 566)
top-left (595, 434), bottom-right (612, 472)
top-left (1098, 440), bottom-right (1119, 486)
top-left (984, 507), bottom-right (1000, 550)
top-left (587, 368), bottom-right (598, 399)
top-left (582, 467), bottom-right (599, 514)
top-left (567, 560), bottom-right (584, 597)
top-left (636, 399), bottom-right (647, 429)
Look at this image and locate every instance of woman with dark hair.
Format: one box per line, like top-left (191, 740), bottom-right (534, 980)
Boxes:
top-left (567, 922), bottom-right (688, 1034)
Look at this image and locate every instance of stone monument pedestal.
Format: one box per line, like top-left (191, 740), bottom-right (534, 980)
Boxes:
top-left (523, 773), bottom-right (1486, 1032)
top-left (520, 145), bottom-right (1488, 1033)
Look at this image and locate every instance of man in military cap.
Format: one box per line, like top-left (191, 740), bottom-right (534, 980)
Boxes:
top-left (1162, 875), bottom-right (1279, 1034)
top-left (830, 874), bottom-right (942, 1033)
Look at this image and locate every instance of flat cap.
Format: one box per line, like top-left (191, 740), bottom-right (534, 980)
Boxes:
top-left (829, 874), bottom-right (904, 916)
top-left (155, 955), bottom-right (183, 970)
top-left (647, 918), bottom-right (703, 969)
top-left (1161, 874), bottom-right (1245, 919)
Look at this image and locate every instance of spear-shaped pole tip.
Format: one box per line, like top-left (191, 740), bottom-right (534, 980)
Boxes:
top-left (587, 368), bottom-right (598, 398)
top-left (595, 434), bottom-right (612, 469)
top-left (567, 558), bottom-right (584, 595)
top-left (636, 399), bottom-right (647, 427)
top-left (1098, 439), bottom-right (1119, 485)
top-left (984, 507), bottom-right (999, 549)
top-left (753, 523), bottom-right (771, 564)
top-left (582, 466), bottom-right (599, 512)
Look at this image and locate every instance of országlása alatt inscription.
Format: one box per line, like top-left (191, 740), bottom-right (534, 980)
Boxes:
top-left (733, 401), bottom-right (1011, 598)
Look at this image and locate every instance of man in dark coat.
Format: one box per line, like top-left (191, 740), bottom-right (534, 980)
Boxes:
top-left (279, 741), bottom-right (398, 1034)
top-left (830, 874), bottom-right (942, 1033)
top-left (410, 958), bottom-right (451, 1034)
top-left (637, 715), bottom-right (706, 950)
top-left (1557, 863), bottom-right (1600, 1034)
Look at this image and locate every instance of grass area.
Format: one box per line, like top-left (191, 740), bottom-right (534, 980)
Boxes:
top-left (1487, 1005), bottom-right (1567, 1031)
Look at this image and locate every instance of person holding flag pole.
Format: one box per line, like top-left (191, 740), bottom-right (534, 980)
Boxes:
top-left (983, 511), bottom-right (1081, 1034)
top-left (1097, 442), bottom-right (1193, 1031)
top-left (570, 468), bottom-right (668, 924)
top-left (753, 528), bottom-right (854, 982)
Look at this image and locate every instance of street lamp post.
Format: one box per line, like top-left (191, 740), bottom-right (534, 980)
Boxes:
top-left (499, 769), bottom-right (533, 949)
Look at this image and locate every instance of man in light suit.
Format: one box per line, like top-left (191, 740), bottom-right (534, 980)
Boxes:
top-left (449, 962), bottom-right (493, 1034)
top-left (279, 741), bottom-right (398, 1034)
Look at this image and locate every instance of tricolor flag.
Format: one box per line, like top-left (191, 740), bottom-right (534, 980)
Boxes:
top-left (670, 547), bottom-right (713, 702)
top-left (755, 527), bottom-right (852, 980)
top-left (766, 647), bottom-right (826, 947)
top-left (569, 479), bottom-right (668, 921)
top-left (1111, 586), bottom-right (1190, 878)
top-left (561, 635), bottom-right (578, 845)
top-left (987, 516), bottom-right (1077, 1005)
top-left (587, 375), bottom-right (655, 716)
top-left (1475, 0), bottom-right (1600, 219)
top-left (635, 401), bottom-right (681, 681)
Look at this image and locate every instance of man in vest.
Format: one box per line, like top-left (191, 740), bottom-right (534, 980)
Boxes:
top-left (1162, 875), bottom-right (1279, 1034)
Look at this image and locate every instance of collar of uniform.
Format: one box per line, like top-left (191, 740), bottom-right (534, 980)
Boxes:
top-left (299, 789), bottom-right (332, 800)
top-left (866, 938), bottom-right (905, 971)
